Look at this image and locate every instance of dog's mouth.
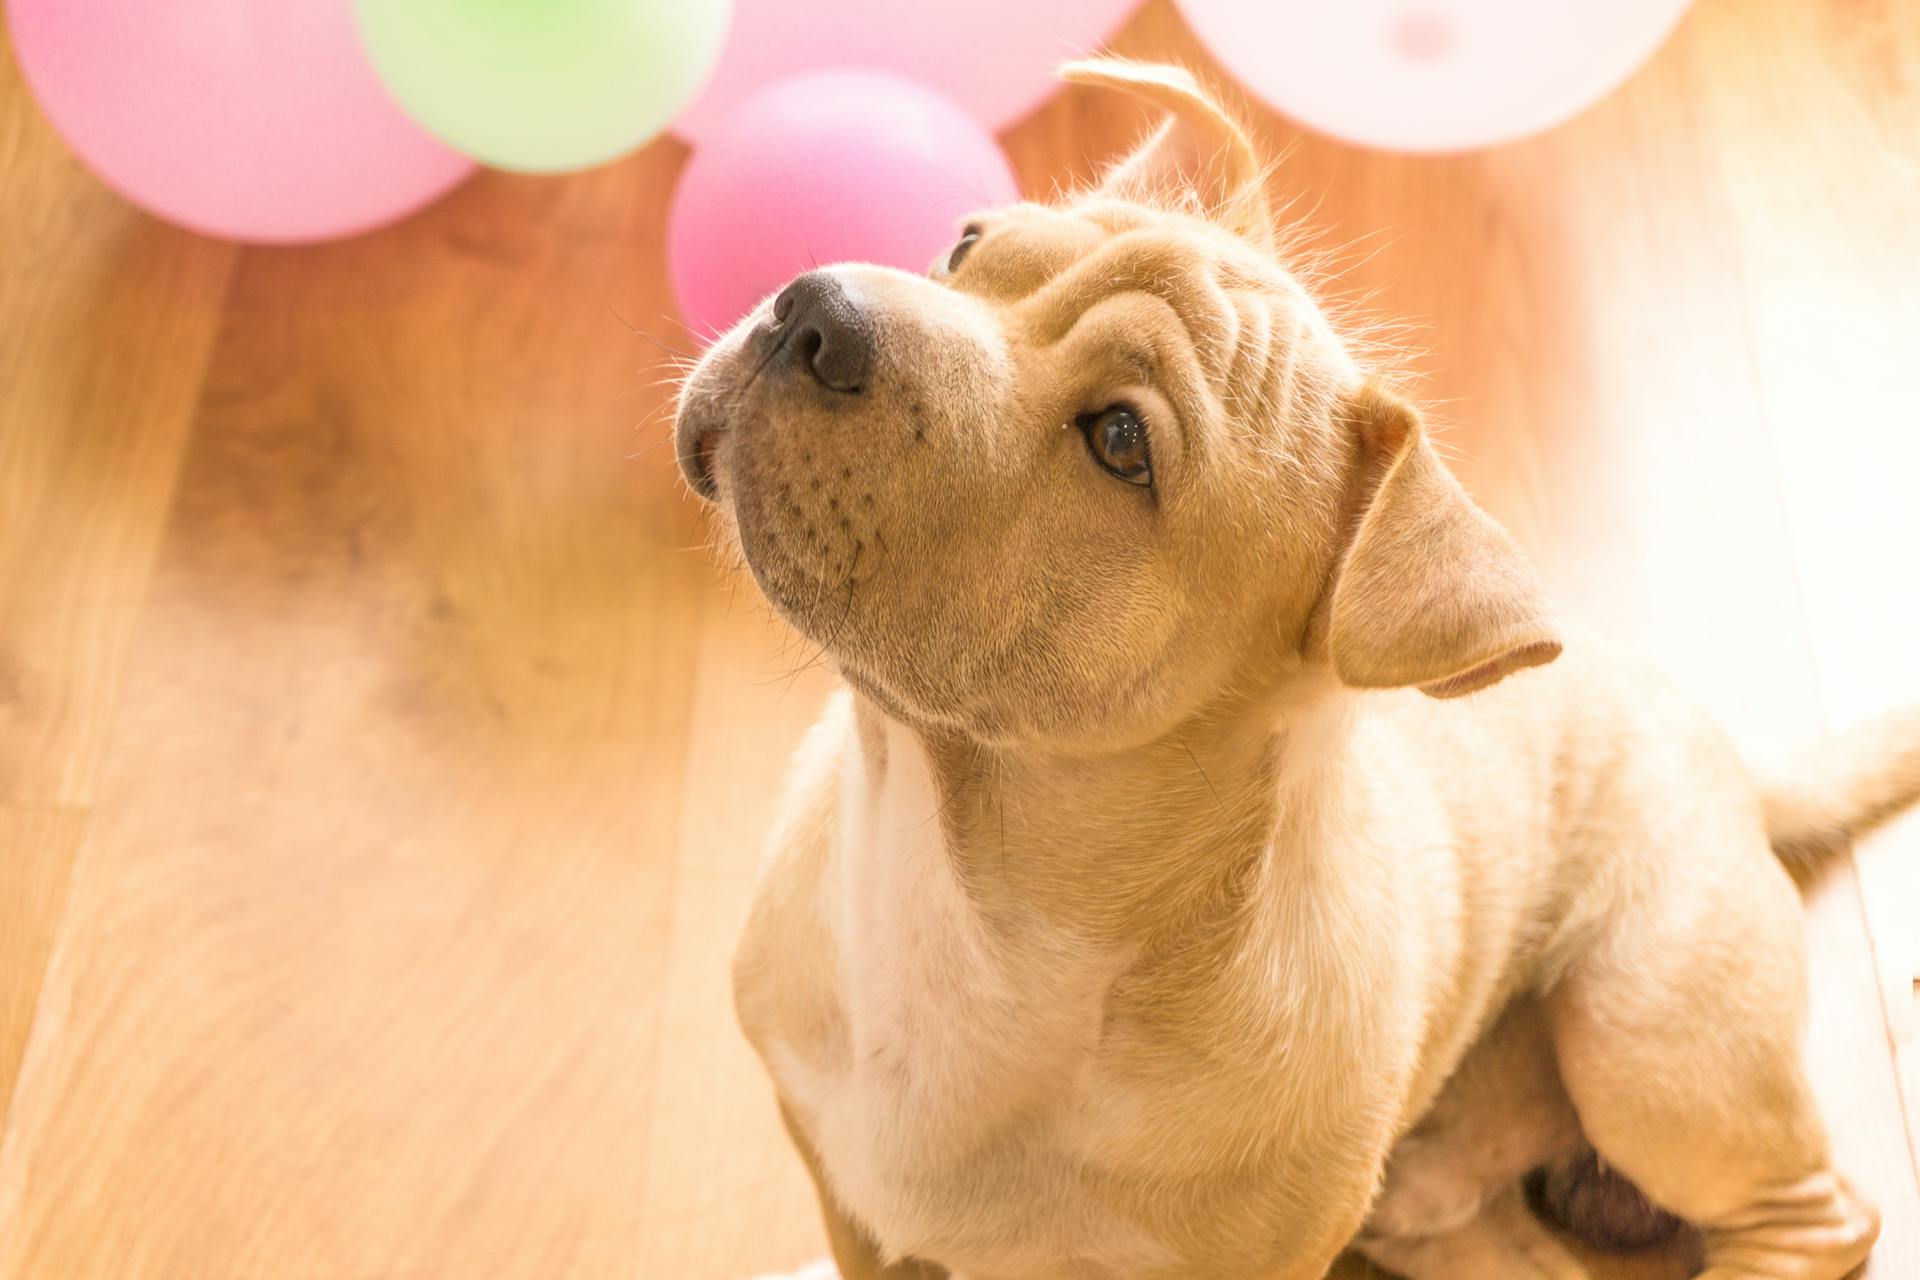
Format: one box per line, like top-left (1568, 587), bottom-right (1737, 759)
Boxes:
top-left (682, 422), bottom-right (727, 500)
top-left (676, 310), bottom-right (790, 502)
top-left (675, 363), bottom-right (743, 502)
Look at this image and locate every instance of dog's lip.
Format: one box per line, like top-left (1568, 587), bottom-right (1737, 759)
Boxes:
top-left (675, 371), bottom-right (735, 501)
top-left (696, 425), bottom-right (730, 496)
top-left (677, 326), bottom-right (774, 501)
top-left (678, 419), bottom-right (727, 501)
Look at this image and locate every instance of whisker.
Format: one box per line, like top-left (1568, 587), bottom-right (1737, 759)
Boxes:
top-left (607, 301), bottom-right (701, 362)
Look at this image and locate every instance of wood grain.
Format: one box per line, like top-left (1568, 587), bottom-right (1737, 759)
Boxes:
top-left (0, 5), bottom-right (235, 1168)
top-left (0, 806), bottom-right (83, 1124)
top-left (0, 23), bottom-right (236, 808)
top-left (1, 0), bottom-right (1915, 1276)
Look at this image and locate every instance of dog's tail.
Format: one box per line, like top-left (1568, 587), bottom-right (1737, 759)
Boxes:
top-left (1760, 704), bottom-right (1920, 883)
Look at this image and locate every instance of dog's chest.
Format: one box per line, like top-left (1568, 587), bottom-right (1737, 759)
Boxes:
top-left (763, 731), bottom-right (1200, 1277)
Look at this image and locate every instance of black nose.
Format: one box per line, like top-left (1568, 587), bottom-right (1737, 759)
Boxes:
top-left (771, 271), bottom-right (873, 393)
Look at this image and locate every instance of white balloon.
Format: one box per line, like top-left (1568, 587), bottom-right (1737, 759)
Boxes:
top-left (1175, 0), bottom-right (1694, 152)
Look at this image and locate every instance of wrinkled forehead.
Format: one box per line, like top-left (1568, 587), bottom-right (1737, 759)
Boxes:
top-left (946, 198), bottom-right (1352, 437)
top-left (949, 198), bottom-right (1287, 303)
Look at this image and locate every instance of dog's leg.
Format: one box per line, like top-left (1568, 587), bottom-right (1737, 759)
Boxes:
top-left (1365, 998), bottom-right (1584, 1242)
top-left (1357, 1182), bottom-right (1593, 1280)
top-left (1356, 1000), bottom-right (1599, 1279)
top-left (1548, 846), bottom-right (1879, 1280)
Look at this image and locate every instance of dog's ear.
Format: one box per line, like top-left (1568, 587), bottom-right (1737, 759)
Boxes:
top-left (1061, 59), bottom-right (1271, 246)
top-left (1325, 386), bottom-right (1561, 698)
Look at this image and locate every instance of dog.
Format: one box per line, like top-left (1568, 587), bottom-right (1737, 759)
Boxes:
top-left (674, 59), bottom-right (1920, 1280)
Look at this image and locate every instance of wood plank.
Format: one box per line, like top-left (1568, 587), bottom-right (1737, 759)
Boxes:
top-left (0, 27), bottom-right (236, 807)
top-left (0, 807), bottom-right (84, 1124)
top-left (0, 144), bottom-right (711, 1278)
top-left (0, 23), bottom-right (235, 1139)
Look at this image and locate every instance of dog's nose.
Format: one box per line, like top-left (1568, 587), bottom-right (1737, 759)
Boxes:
top-left (771, 271), bottom-right (873, 393)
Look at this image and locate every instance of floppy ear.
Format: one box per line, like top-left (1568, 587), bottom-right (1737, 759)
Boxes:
top-left (1326, 387), bottom-right (1561, 698)
top-left (1060, 59), bottom-right (1271, 246)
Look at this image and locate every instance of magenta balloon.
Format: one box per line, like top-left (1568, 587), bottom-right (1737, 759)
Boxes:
top-left (668, 70), bottom-right (1020, 339)
top-left (671, 0), bottom-right (1142, 143)
top-left (8, 0), bottom-right (475, 243)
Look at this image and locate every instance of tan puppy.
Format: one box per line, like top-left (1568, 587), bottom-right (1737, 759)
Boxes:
top-left (675, 60), bottom-right (1920, 1280)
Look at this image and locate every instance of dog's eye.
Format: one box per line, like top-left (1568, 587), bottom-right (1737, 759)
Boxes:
top-left (946, 226), bottom-right (982, 274)
top-left (1080, 406), bottom-right (1152, 487)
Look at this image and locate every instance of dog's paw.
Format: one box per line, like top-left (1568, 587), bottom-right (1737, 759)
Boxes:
top-left (749, 1262), bottom-right (838, 1280)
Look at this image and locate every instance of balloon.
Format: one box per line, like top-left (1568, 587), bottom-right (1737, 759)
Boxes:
top-left (668, 70), bottom-right (1020, 339)
top-left (1174, 0), bottom-right (1694, 152)
top-left (671, 0), bottom-right (1141, 143)
top-left (7, 0), bottom-right (474, 244)
top-left (356, 0), bottom-right (731, 172)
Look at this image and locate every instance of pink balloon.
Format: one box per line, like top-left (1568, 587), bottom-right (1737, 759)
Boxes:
top-left (1175, 0), bottom-right (1694, 152)
top-left (9, 0), bottom-right (475, 243)
top-left (668, 69), bottom-right (1020, 339)
top-left (671, 0), bottom-right (1142, 143)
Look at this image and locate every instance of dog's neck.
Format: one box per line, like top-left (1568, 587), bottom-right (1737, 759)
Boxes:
top-left (825, 682), bottom-right (1363, 1159)
top-left (843, 680), bottom-right (1360, 953)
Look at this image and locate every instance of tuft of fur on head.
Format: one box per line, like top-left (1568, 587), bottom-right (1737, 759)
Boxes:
top-left (1059, 59), bottom-right (1426, 416)
top-left (1060, 59), bottom-right (1268, 228)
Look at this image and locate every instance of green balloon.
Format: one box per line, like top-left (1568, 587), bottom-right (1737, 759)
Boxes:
top-left (356, 0), bottom-right (730, 173)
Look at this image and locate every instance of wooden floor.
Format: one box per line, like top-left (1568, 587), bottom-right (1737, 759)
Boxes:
top-left (2, 2), bottom-right (1916, 1276)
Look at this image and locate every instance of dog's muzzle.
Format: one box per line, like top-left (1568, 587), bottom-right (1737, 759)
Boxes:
top-left (677, 270), bottom-right (875, 500)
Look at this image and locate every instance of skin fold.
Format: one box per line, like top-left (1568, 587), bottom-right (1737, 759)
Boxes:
top-left (675, 59), bottom-right (1920, 1280)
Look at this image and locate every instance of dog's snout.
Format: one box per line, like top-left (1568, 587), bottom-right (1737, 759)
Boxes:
top-left (772, 272), bottom-right (873, 394)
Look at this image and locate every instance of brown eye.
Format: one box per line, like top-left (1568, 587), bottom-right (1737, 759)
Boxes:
top-left (946, 227), bottom-right (981, 273)
top-left (1080, 406), bottom-right (1151, 487)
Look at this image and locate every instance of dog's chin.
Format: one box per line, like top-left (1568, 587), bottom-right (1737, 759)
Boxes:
top-left (731, 494), bottom-right (856, 632)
